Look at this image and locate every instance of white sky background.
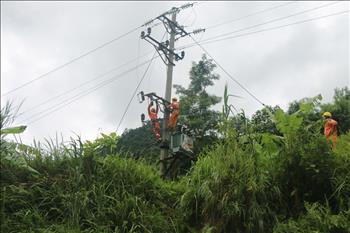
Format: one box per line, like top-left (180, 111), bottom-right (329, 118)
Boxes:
top-left (1, 1), bottom-right (349, 145)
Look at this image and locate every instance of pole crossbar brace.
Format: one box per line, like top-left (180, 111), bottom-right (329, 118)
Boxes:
top-left (140, 12), bottom-right (188, 66)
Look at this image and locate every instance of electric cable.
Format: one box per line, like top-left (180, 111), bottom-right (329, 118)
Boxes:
top-left (115, 25), bottom-right (173, 133)
top-left (16, 50), bottom-right (154, 118)
top-left (190, 34), bottom-right (267, 107)
top-left (22, 56), bottom-right (158, 125)
top-left (181, 9), bottom-right (349, 50)
top-left (186, 9), bottom-right (349, 106)
top-left (116, 51), bottom-right (158, 132)
top-left (16, 3), bottom-right (348, 126)
top-left (2, 2), bottom-right (187, 97)
top-left (206, 1), bottom-right (297, 30)
top-left (204, 1), bottom-right (340, 42)
top-left (2, 27), bottom-right (142, 97)
top-left (136, 33), bottom-right (142, 80)
top-left (20, 21), bottom-right (171, 125)
top-left (114, 27), bottom-right (168, 132)
top-left (179, 1), bottom-right (343, 50)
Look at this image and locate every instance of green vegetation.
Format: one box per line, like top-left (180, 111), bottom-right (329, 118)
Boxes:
top-left (115, 122), bottom-right (161, 165)
top-left (1, 57), bottom-right (349, 232)
top-left (1, 128), bottom-right (184, 232)
top-left (174, 54), bottom-right (222, 154)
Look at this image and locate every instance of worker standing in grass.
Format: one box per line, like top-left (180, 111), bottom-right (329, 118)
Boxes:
top-left (168, 97), bottom-right (180, 131)
top-left (323, 112), bottom-right (338, 148)
top-left (148, 102), bottom-right (161, 141)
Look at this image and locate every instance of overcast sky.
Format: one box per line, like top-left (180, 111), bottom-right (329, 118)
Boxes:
top-left (1, 1), bottom-right (349, 145)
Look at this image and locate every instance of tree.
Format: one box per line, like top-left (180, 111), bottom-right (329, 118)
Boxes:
top-left (115, 122), bottom-right (160, 164)
top-left (287, 87), bottom-right (350, 135)
top-left (287, 95), bottom-right (322, 124)
top-left (251, 105), bottom-right (281, 135)
top-left (173, 54), bottom-right (222, 153)
top-left (83, 132), bottom-right (120, 157)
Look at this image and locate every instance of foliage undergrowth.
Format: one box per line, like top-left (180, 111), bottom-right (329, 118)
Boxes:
top-left (1, 143), bottom-right (185, 232)
top-left (1, 87), bottom-right (350, 232)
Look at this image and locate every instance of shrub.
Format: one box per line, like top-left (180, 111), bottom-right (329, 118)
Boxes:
top-left (273, 203), bottom-right (350, 233)
top-left (1, 143), bottom-right (185, 233)
top-left (180, 135), bottom-right (276, 233)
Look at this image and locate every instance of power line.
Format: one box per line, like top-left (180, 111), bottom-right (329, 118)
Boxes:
top-left (185, 9), bottom-right (349, 105)
top-left (205, 1), bottom-right (340, 41)
top-left (22, 18), bottom-right (173, 126)
top-left (206, 1), bottom-right (297, 30)
top-left (182, 10), bottom-right (349, 49)
top-left (2, 2), bottom-right (195, 97)
top-left (189, 35), bottom-right (267, 107)
top-left (2, 27), bottom-right (142, 97)
top-left (12, 2), bottom-right (345, 118)
top-left (114, 27), bottom-right (168, 133)
top-left (116, 51), bottom-right (158, 132)
top-left (179, 1), bottom-right (342, 50)
top-left (17, 50), bottom-right (154, 118)
top-left (23, 58), bottom-right (154, 125)
top-left (14, 3), bottom-right (347, 126)
top-left (22, 56), bottom-right (158, 125)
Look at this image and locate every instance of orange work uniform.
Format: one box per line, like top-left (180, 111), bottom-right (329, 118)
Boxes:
top-left (148, 105), bottom-right (161, 140)
top-left (168, 101), bottom-right (179, 129)
top-left (324, 118), bottom-right (338, 148)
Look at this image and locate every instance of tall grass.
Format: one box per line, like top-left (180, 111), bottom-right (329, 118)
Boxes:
top-left (273, 203), bottom-right (350, 233)
top-left (1, 138), bottom-right (185, 232)
top-left (1, 100), bottom-right (349, 233)
top-left (180, 133), bottom-right (277, 233)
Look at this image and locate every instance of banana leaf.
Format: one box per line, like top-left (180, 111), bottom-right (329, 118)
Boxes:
top-left (1, 125), bottom-right (27, 135)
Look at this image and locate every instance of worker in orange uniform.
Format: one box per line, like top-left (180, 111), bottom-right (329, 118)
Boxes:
top-left (323, 112), bottom-right (338, 148)
top-left (168, 97), bottom-right (180, 131)
top-left (148, 102), bottom-right (161, 141)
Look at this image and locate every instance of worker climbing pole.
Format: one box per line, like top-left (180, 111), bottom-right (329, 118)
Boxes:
top-left (168, 97), bottom-right (180, 131)
top-left (148, 101), bottom-right (161, 141)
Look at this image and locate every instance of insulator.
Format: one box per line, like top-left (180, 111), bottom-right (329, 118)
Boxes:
top-left (193, 29), bottom-right (205, 34)
top-left (147, 27), bottom-right (152, 34)
top-left (181, 51), bottom-right (185, 58)
top-left (138, 91), bottom-right (145, 103)
top-left (140, 31), bottom-right (145, 38)
top-left (180, 3), bottom-right (193, 9)
top-left (168, 7), bottom-right (180, 15)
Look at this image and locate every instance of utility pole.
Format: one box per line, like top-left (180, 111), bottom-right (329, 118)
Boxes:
top-left (160, 9), bottom-right (176, 177)
top-left (140, 3), bottom-right (204, 178)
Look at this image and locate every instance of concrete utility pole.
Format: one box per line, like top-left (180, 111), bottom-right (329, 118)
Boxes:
top-left (140, 3), bottom-right (200, 178)
top-left (160, 10), bottom-right (177, 177)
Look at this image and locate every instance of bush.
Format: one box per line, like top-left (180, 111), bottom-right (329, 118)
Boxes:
top-left (331, 132), bottom-right (350, 211)
top-left (273, 203), bottom-right (350, 233)
top-left (180, 135), bottom-right (276, 233)
top-left (1, 145), bottom-right (185, 233)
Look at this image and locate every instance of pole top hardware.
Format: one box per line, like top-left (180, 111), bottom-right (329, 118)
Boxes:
top-left (140, 8), bottom-right (189, 66)
top-left (141, 2), bottom-right (195, 28)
